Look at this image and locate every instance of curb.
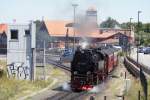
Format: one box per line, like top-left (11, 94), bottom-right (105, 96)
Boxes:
top-left (18, 78), bottom-right (58, 100)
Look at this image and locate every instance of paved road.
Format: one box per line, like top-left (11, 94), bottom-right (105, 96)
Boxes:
top-left (130, 48), bottom-right (150, 69)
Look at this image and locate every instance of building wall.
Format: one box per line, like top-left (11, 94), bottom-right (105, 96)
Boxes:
top-left (86, 9), bottom-right (98, 28)
top-left (0, 33), bottom-right (7, 45)
top-left (0, 32), bottom-right (7, 54)
top-left (7, 23), bottom-right (35, 80)
top-left (7, 24), bottom-right (30, 64)
top-left (35, 21), bottom-right (50, 49)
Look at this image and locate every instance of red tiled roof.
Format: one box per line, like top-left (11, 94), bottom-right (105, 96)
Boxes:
top-left (44, 20), bottom-right (122, 39)
top-left (44, 20), bottom-right (73, 37)
top-left (100, 39), bottom-right (119, 44)
top-left (0, 24), bottom-right (7, 34)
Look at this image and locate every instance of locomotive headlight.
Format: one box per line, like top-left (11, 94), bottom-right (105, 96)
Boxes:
top-left (87, 71), bottom-right (91, 74)
top-left (74, 71), bottom-right (77, 74)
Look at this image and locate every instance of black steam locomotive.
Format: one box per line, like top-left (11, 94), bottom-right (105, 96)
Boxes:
top-left (71, 46), bottom-right (119, 91)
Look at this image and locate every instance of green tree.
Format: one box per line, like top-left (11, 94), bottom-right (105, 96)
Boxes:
top-left (100, 17), bottom-right (120, 28)
top-left (143, 23), bottom-right (150, 33)
top-left (120, 22), bottom-right (130, 29)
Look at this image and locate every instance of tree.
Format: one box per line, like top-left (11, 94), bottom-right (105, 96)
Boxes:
top-left (143, 23), bottom-right (150, 33)
top-left (134, 22), bottom-right (143, 33)
top-left (120, 22), bottom-right (130, 29)
top-left (100, 17), bottom-right (120, 28)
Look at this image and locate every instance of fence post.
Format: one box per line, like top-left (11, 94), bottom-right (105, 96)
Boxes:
top-left (90, 96), bottom-right (95, 100)
top-left (138, 90), bottom-right (140, 100)
top-left (34, 46), bottom-right (36, 80)
top-left (125, 71), bottom-right (126, 79)
top-left (104, 96), bottom-right (106, 100)
top-left (122, 96), bottom-right (125, 100)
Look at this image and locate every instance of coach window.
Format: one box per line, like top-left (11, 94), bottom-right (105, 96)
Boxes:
top-left (11, 29), bottom-right (18, 40)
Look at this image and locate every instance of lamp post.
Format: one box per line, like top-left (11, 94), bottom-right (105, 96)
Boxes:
top-left (137, 11), bottom-right (142, 66)
top-left (137, 11), bottom-right (142, 100)
top-left (72, 4), bottom-right (78, 52)
top-left (129, 18), bottom-right (133, 57)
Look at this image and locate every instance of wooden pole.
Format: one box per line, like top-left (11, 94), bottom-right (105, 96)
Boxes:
top-left (43, 40), bottom-right (46, 80)
top-left (104, 96), bottom-right (106, 100)
top-left (138, 90), bottom-right (141, 100)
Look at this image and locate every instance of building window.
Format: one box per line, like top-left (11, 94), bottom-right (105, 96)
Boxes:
top-left (11, 30), bottom-right (18, 40)
top-left (25, 30), bottom-right (30, 35)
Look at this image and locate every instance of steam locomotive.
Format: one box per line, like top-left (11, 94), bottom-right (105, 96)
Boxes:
top-left (71, 46), bottom-right (119, 91)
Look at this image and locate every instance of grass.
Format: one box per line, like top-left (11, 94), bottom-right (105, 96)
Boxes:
top-left (125, 78), bottom-right (150, 100)
top-left (0, 60), bottom-right (6, 78)
top-left (36, 64), bottom-right (66, 80)
top-left (118, 51), bottom-right (124, 57)
top-left (0, 70), bottom-right (53, 100)
top-left (0, 60), bottom-right (66, 100)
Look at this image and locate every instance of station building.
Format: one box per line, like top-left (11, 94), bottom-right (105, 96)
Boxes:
top-left (37, 7), bottom-right (135, 49)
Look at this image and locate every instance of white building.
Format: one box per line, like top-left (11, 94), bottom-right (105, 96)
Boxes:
top-left (7, 22), bottom-right (36, 80)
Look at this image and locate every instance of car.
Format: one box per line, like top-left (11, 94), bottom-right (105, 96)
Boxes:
top-left (138, 47), bottom-right (146, 53)
top-left (60, 48), bottom-right (74, 63)
top-left (143, 47), bottom-right (150, 54)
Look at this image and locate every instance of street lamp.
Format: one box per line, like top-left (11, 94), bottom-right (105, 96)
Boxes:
top-left (137, 11), bottom-right (142, 65)
top-left (129, 18), bottom-right (133, 57)
top-left (72, 4), bottom-right (78, 52)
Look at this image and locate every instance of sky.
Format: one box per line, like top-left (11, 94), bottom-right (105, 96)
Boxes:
top-left (0, 0), bottom-right (150, 23)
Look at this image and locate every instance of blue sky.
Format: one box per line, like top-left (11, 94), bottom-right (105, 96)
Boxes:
top-left (0, 0), bottom-right (150, 23)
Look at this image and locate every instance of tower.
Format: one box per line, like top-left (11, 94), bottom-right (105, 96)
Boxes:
top-left (86, 6), bottom-right (98, 26)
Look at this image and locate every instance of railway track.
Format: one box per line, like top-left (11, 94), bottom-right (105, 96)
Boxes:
top-left (44, 58), bottom-right (93, 100)
top-left (48, 60), bottom-right (70, 71)
top-left (46, 57), bottom-right (71, 72)
top-left (45, 57), bottom-right (95, 100)
top-left (46, 91), bottom-right (91, 100)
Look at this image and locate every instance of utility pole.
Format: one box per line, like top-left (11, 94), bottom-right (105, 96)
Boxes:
top-left (137, 11), bottom-right (141, 66)
top-left (129, 18), bottom-right (133, 57)
top-left (31, 48), bottom-right (34, 81)
top-left (137, 11), bottom-right (143, 100)
top-left (72, 4), bottom-right (78, 52)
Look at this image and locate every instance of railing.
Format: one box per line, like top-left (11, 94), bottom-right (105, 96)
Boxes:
top-left (124, 56), bottom-right (149, 100)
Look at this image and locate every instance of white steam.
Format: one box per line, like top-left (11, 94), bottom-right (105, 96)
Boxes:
top-left (80, 41), bottom-right (88, 49)
top-left (89, 83), bottom-right (106, 93)
top-left (62, 82), bottom-right (71, 91)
